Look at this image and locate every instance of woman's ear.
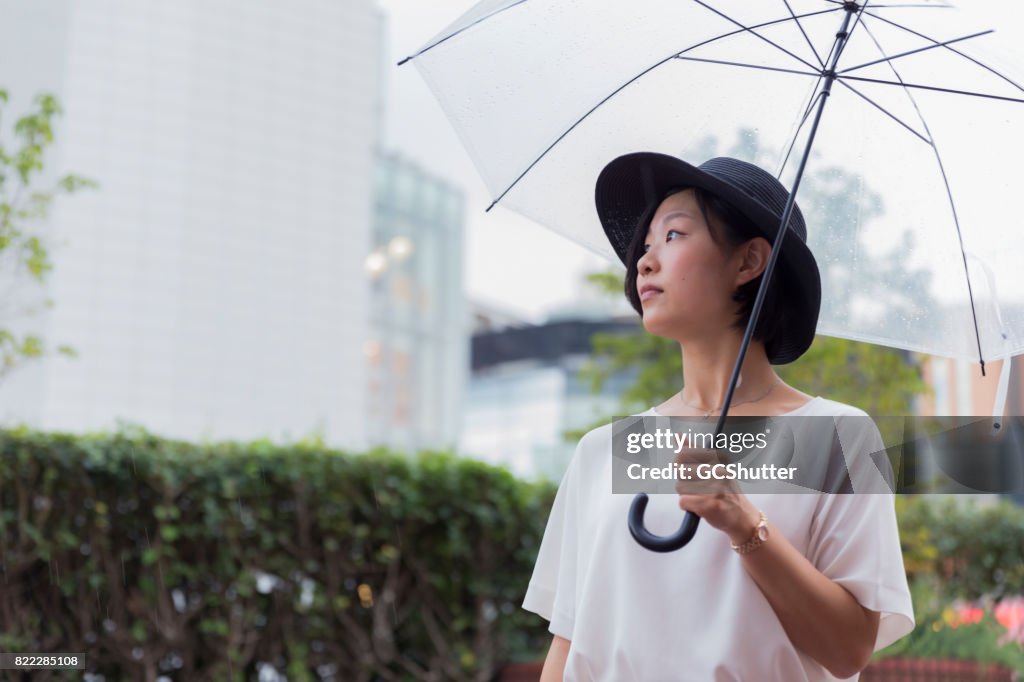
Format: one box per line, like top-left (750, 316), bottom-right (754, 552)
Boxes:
top-left (736, 237), bottom-right (772, 286)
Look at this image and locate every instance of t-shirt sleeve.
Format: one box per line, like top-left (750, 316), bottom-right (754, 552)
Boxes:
top-left (522, 442), bottom-right (581, 640)
top-left (806, 413), bottom-right (916, 653)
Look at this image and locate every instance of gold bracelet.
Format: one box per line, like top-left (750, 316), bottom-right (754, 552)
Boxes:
top-left (731, 510), bottom-right (769, 554)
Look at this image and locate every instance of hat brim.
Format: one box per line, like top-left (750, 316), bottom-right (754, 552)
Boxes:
top-left (595, 152), bottom-right (821, 364)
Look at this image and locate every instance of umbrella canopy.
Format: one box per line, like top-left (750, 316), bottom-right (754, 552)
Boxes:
top-left (403, 0), bottom-right (1024, 365)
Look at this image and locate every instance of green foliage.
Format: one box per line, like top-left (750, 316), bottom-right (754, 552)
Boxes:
top-left (878, 496), bottom-right (1024, 673)
top-left (876, 609), bottom-right (1024, 673)
top-left (896, 496), bottom-right (1024, 600)
top-left (4, 430), bottom-right (1024, 678)
top-left (778, 336), bottom-right (929, 416)
top-left (873, 574), bottom-right (1024, 673)
top-left (0, 89), bottom-right (96, 381)
top-left (0, 428), bottom-right (556, 681)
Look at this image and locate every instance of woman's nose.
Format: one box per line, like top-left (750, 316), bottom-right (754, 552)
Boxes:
top-left (638, 247), bottom-right (657, 274)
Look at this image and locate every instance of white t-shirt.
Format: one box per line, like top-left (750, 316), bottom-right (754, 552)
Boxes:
top-left (522, 397), bottom-right (915, 681)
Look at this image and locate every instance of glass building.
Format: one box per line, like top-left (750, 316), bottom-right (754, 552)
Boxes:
top-left (366, 151), bottom-right (466, 452)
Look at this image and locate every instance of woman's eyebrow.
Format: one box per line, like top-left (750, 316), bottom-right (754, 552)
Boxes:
top-left (653, 210), bottom-right (695, 227)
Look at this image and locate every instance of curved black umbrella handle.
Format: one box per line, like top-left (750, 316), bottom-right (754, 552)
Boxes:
top-left (627, 493), bottom-right (701, 552)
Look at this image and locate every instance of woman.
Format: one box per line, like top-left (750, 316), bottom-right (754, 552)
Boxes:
top-left (522, 154), bottom-right (914, 681)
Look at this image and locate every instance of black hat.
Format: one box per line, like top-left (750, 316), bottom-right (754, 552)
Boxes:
top-left (595, 153), bottom-right (821, 364)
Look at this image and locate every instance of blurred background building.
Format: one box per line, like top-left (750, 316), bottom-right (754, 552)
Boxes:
top-left (917, 357), bottom-right (1024, 417)
top-left (462, 310), bottom-right (637, 481)
top-left (366, 151), bottom-right (466, 452)
top-left (915, 354), bottom-right (1024, 504)
top-left (0, 0), bottom-right (381, 448)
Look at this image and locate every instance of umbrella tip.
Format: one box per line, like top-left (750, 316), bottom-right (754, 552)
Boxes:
top-left (397, 55), bottom-right (412, 66)
top-left (485, 200), bottom-right (497, 212)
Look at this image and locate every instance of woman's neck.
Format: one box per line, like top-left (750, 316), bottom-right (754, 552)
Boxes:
top-left (677, 336), bottom-right (777, 412)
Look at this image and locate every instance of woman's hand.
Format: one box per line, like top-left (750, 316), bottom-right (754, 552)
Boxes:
top-left (673, 444), bottom-right (760, 544)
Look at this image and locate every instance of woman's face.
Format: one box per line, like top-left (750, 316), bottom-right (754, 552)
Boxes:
top-left (635, 189), bottom-right (748, 341)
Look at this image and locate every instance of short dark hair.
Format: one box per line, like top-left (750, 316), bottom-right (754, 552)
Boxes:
top-left (623, 186), bottom-right (787, 348)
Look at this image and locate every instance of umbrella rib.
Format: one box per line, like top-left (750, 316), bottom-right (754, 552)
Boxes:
top-left (858, 20), bottom-right (987, 371)
top-left (863, 10), bottom-right (1024, 95)
top-left (837, 75), bottom-right (1024, 103)
top-left (782, 0), bottom-right (824, 67)
top-left (839, 30), bottom-right (993, 74)
top-left (856, 18), bottom-right (937, 143)
top-left (924, 156), bottom-right (990, 379)
top-left (833, 79), bottom-right (930, 143)
top-left (672, 56), bottom-right (817, 78)
top-left (690, 0), bottom-right (821, 73)
top-left (397, 0), bottom-right (528, 65)
top-left (777, 89), bottom-right (827, 176)
top-left (485, 6), bottom-right (842, 211)
top-left (780, 4), bottom-right (866, 186)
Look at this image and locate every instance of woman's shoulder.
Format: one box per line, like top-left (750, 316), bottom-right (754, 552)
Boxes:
top-left (576, 421), bottom-right (615, 448)
top-left (796, 396), bottom-right (871, 419)
top-left (573, 407), bottom-right (661, 453)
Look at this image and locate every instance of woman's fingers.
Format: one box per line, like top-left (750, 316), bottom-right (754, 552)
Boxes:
top-left (672, 445), bottom-right (752, 532)
top-left (673, 447), bottom-right (740, 496)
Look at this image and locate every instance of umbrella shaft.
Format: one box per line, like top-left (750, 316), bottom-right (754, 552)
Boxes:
top-left (714, 6), bottom-right (858, 437)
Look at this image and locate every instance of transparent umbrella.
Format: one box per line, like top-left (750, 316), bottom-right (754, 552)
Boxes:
top-left (401, 0), bottom-right (1024, 550)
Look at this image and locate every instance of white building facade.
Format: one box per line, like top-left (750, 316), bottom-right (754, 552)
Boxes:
top-left (0, 1), bottom-right (380, 447)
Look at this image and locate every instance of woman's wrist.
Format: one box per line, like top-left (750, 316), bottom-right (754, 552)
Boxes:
top-left (727, 506), bottom-right (763, 545)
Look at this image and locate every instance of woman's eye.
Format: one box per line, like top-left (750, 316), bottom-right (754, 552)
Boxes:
top-left (642, 244), bottom-right (651, 253)
top-left (666, 230), bottom-right (684, 241)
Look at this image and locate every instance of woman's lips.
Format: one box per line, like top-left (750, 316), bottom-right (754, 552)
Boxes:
top-left (639, 287), bottom-right (662, 301)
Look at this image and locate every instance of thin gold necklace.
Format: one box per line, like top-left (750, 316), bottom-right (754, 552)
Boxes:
top-left (678, 378), bottom-right (780, 420)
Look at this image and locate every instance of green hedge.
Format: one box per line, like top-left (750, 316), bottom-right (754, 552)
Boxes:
top-left (897, 496), bottom-right (1024, 599)
top-left (5, 429), bottom-right (1024, 680)
top-left (878, 496), bottom-right (1024, 672)
top-left (0, 428), bottom-right (556, 681)
top-left (881, 618), bottom-right (1024, 673)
